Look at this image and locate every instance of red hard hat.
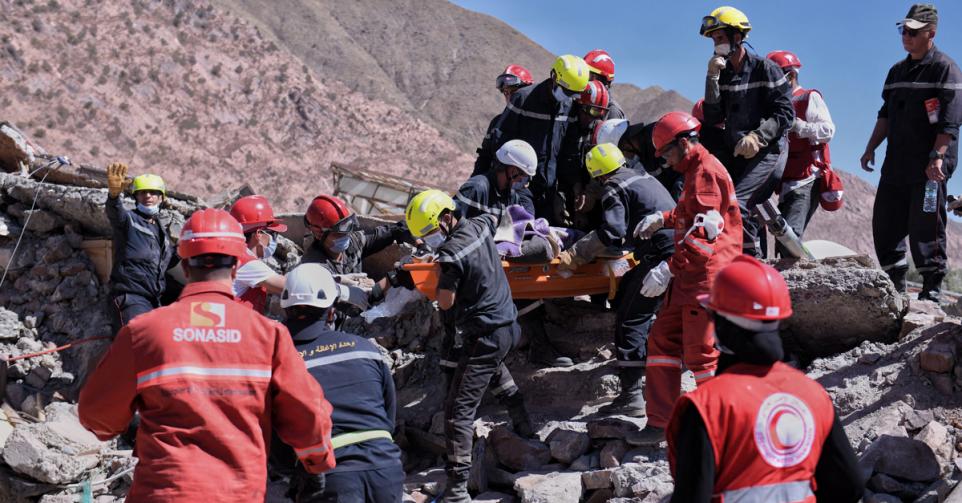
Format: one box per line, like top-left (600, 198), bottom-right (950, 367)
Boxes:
top-left (652, 111), bottom-right (702, 156)
top-left (766, 50), bottom-right (802, 71)
top-left (819, 169), bottom-right (844, 211)
top-left (496, 64), bottom-right (534, 90)
top-left (698, 255), bottom-right (793, 321)
top-left (305, 195), bottom-right (359, 233)
top-left (229, 195), bottom-right (288, 233)
top-left (178, 208), bottom-right (248, 260)
top-left (579, 80), bottom-right (610, 109)
top-left (583, 49), bottom-right (615, 82)
top-left (691, 99), bottom-right (706, 122)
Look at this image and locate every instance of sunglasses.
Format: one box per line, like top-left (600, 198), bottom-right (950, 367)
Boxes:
top-left (899, 26), bottom-right (928, 37)
top-left (657, 140), bottom-right (680, 158)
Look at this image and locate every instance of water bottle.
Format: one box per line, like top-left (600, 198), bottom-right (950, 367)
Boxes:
top-left (923, 179), bottom-right (939, 213)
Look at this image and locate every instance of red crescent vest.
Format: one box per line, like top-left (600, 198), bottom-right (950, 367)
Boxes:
top-left (667, 361), bottom-right (834, 503)
top-left (237, 253), bottom-right (268, 313)
top-left (784, 88), bottom-right (832, 182)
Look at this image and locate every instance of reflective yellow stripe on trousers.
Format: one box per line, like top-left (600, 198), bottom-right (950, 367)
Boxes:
top-left (330, 430), bottom-right (393, 450)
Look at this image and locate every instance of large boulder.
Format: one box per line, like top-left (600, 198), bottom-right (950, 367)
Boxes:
top-left (2, 404), bottom-right (106, 484)
top-left (777, 256), bottom-right (906, 359)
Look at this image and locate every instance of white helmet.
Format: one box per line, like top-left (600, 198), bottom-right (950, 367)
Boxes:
top-left (592, 118), bottom-right (629, 146)
top-left (495, 139), bottom-right (538, 177)
top-left (280, 263), bottom-right (338, 309)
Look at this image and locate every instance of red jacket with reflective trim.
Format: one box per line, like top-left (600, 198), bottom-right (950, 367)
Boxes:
top-left (661, 143), bottom-right (743, 305)
top-left (667, 362), bottom-right (834, 503)
top-left (78, 281), bottom-right (335, 502)
top-left (784, 88), bottom-right (832, 182)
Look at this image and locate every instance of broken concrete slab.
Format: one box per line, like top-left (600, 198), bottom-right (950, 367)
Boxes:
top-left (512, 471), bottom-right (582, 503)
top-left (2, 412), bottom-right (105, 484)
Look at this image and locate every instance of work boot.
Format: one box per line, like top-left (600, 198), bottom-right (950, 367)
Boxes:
top-left (626, 426), bottom-right (666, 447)
top-left (504, 392), bottom-right (535, 438)
top-left (919, 274), bottom-right (944, 303)
top-left (521, 309), bottom-right (574, 368)
top-left (442, 477), bottom-right (471, 503)
top-left (529, 345), bottom-right (574, 368)
top-left (888, 268), bottom-right (908, 294)
top-left (598, 367), bottom-right (646, 417)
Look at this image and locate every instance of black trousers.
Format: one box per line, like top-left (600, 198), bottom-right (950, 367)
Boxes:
top-left (444, 323), bottom-right (519, 481)
top-left (730, 146), bottom-right (787, 257)
top-left (776, 180), bottom-right (820, 257)
top-left (315, 465), bottom-right (405, 503)
top-left (109, 293), bottom-right (157, 336)
top-left (873, 180), bottom-right (948, 283)
top-left (612, 261), bottom-right (662, 366)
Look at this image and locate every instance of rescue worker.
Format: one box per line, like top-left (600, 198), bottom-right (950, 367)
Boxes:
top-left (274, 264), bottom-right (403, 502)
top-left (667, 256), bottom-right (864, 502)
top-left (405, 190), bottom-right (532, 503)
top-left (78, 208), bottom-right (336, 501)
top-left (700, 6), bottom-right (795, 257)
top-left (861, 4), bottom-right (962, 300)
top-left (594, 119), bottom-right (684, 200)
top-left (768, 50), bottom-right (838, 255)
top-left (557, 143), bottom-right (676, 417)
top-left (230, 195), bottom-right (287, 313)
top-left (558, 81), bottom-right (614, 228)
top-left (691, 99), bottom-right (728, 159)
top-left (474, 64), bottom-right (535, 175)
top-left (456, 139), bottom-right (537, 221)
top-left (633, 111), bottom-right (743, 444)
top-left (300, 194), bottom-right (412, 305)
top-left (583, 49), bottom-right (626, 119)
top-left (104, 163), bottom-right (177, 332)
top-left (480, 55), bottom-right (591, 223)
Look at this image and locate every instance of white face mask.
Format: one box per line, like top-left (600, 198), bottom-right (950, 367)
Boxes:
top-left (552, 84), bottom-right (571, 103)
top-left (136, 203), bottom-right (160, 216)
top-left (423, 230), bottom-right (446, 250)
top-left (713, 43), bottom-right (731, 57)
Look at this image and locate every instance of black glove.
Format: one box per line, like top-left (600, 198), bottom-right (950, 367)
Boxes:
top-left (387, 267), bottom-right (416, 290)
top-left (392, 220), bottom-right (414, 244)
top-left (287, 462), bottom-right (325, 503)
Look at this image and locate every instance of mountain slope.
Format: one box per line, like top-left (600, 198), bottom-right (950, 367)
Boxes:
top-left (215, 0), bottom-right (691, 152)
top-left (0, 0), bottom-right (471, 211)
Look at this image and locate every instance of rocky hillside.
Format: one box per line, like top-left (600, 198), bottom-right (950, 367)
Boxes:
top-left (214, 0), bottom-right (691, 152)
top-left (806, 170), bottom-right (962, 268)
top-left (0, 0), bottom-right (472, 212)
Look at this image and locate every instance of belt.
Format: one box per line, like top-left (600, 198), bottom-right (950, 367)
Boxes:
top-left (330, 429), bottom-right (393, 450)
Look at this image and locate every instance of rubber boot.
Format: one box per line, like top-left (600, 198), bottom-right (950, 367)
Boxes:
top-left (598, 367), bottom-right (646, 417)
top-left (441, 477), bottom-right (471, 503)
top-left (503, 392), bottom-right (535, 438)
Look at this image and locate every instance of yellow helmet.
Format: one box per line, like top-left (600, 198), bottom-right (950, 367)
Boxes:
top-left (585, 143), bottom-right (626, 178)
top-left (405, 189), bottom-right (456, 238)
top-left (551, 55), bottom-right (590, 93)
top-left (131, 174), bottom-right (166, 196)
top-left (700, 6), bottom-right (752, 37)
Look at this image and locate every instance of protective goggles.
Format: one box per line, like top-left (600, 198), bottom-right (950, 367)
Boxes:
top-left (496, 74), bottom-right (524, 91)
top-left (699, 16), bottom-right (721, 36)
top-left (585, 105), bottom-right (608, 117)
top-left (315, 214), bottom-right (359, 234)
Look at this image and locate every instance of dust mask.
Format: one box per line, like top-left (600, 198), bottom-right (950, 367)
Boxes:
top-left (713, 43), bottom-right (731, 57)
top-left (423, 230), bottom-right (446, 250)
top-left (552, 84), bottom-right (571, 103)
top-left (137, 203), bottom-right (159, 216)
top-left (681, 210), bottom-right (725, 243)
top-left (330, 235), bottom-right (351, 253)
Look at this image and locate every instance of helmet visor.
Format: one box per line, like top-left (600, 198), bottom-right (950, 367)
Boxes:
top-left (496, 74), bottom-right (523, 90)
top-left (325, 214), bottom-right (359, 233)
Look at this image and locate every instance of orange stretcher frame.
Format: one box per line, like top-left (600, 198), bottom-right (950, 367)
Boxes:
top-left (402, 254), bottom-right (635, 301)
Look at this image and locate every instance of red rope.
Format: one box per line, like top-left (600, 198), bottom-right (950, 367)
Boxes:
top-left (3, 336), bottom-right (111, 363)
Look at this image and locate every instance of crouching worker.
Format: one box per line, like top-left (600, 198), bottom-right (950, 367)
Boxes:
top-left (273, 263), bottom-right (403, 502)
top-left (667, 256), bottom-right (864, 502)
top-left (79, 209), bottom-right (335, 501)
top-left (104, 162), bottom-right (177, 332)
top-left (557, 143), bottom-right (676, 417)
top-left (405, 190), bottom-right (533, 503)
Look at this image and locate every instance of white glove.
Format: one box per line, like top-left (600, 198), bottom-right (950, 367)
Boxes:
top-left (641, 261), bottom-right (672, 298)
top-left (790, 118), bottom-right (806, 135)
top-left (707, 56), bottom-right (726, 78)
top-left (337, 284), bottom-right (370, 310)
top-left (633, 212), bottom-right (665, 240)
top-left (733, 131), bottom-right (763, 159)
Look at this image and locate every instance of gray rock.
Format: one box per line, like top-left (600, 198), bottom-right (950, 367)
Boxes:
top-left (610, 462), bottom-right (672, 498)
top-left (778, 256), bottom-right (905, 359)
top-left (19, 209), bottom-right (63, 234)
top-left (867, 473), bottom-right (904, 494)
top-left (581, 470), bottom-right (613, 490)
top-left (914, 421), bottom-right (952, 463)
top-left (489, 427), bottom-right (551, 472)
top-left (24, 366), bottom-right (52, 389)
top-left (587, 418), bottom-right (636, 440)
top-left (545, 428), bottom-right (590, 465)
top-left (903, 409), bottom-right (936, 431)
top-left (0, 308), bottom-right (24, 340)
top-left (2, 412), bottom-right (105, 484)
top-left (859, 435), bottom-right (940, 482)
top-left (513, 471), bottom-right (583, 503)
top-left (600, 439), bottom-right (628, 469)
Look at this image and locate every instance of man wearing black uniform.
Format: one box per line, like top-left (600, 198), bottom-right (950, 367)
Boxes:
top-left (593, 119), bottom-right (684, 201)
top-left (456, 139), bottom-right (537, 221)
top-left (861, 4), bottom-right (962, 301)
top-left (557, 144), bottom-right (676, 417)
top-left (405, 190), bottom-right (532, 503)
top-left (273, 263), bottom-right (404, 503)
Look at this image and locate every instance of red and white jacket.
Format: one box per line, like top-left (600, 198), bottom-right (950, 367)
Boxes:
top-left (667, 362), bottom-right (835, 503)
top-left (660, 143), bottom-right (743, 305)
top-left (783, 87), bottom-right (835, 189)
top-left (79, 281), bottom-right (335, 502)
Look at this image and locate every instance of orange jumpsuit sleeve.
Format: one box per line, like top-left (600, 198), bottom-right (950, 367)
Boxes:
top-left (269, 323), bottom-right (336, 474)
top-left (78, 328), bottom-right (138, 441)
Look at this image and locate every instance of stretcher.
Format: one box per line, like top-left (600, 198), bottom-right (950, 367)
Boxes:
top-left (402, 254), bottom-right (635, 301)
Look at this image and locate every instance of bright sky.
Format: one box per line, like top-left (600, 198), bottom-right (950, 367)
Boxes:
top-left (453, 0), bottom-right (962, 195)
